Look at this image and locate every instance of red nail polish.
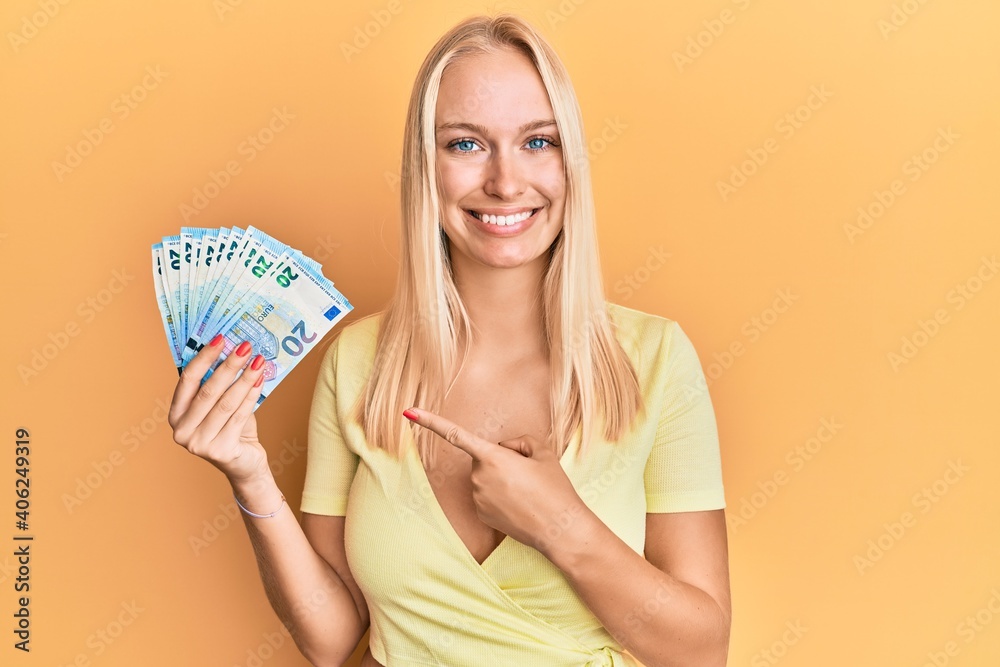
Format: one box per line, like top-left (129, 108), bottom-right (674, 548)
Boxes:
top-left (403, 409), bottom-right (418, 421)
top-left (254, 375), bottom-right (264, 388)
top-left (251, 354), bottom-right (264, 371)
top-left (210, 333), bottom-right (224, 347)
top-left (235, 341), bottom-right (252, 357)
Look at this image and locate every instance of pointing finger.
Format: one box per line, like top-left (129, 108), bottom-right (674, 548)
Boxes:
top-left (403, 408), bottom-right (493, 461)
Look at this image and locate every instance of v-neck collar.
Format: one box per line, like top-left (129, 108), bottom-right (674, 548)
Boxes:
top-left (407, 425), bottom-right (582, 572)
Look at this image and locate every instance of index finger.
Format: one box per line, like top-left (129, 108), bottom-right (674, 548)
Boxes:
top-left (403, 408), bottom-right (493, 460)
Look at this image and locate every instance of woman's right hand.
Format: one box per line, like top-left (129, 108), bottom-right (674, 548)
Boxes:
top-left (168, 334), bottom-right (271, 484)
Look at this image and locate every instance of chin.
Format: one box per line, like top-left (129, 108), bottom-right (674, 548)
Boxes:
top-left (475, 248), bottom-right (549, 270)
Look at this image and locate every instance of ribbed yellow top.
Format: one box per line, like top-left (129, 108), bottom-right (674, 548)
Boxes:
top-left (301, 303), bottom-right (726, 666)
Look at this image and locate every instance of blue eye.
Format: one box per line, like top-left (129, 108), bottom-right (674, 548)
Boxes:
top-left (527, 137), bottom-right (549, 150)
top-left (454, 139), bottom-right (477, 152)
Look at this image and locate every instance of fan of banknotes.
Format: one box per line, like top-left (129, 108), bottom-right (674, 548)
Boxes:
top-left (151, 225), bottom-right (353, 410)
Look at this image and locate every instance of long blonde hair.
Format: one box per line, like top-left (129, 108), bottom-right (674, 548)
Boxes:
top-left (358, 13), bottom-right (641, 464)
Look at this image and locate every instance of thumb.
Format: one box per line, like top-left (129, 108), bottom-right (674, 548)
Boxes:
top-left (495, 435), bottom-right (543, 458)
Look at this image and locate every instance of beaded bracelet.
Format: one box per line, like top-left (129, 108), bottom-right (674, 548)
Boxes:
top-left (234, 492), bottom-right (286, 519)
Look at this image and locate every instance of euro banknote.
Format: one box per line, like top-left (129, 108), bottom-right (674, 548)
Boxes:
top-left (151, 226), bottom-right (353, 410)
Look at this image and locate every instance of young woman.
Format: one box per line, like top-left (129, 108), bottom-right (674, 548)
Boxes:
top-left (168, 14), bottom-right (730, 667)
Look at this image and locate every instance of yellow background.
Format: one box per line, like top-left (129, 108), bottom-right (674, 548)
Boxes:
top-left (2, 0), bottom-right (997, 665)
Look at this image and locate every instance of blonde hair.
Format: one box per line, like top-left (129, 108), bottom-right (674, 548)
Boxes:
top-left (358, 13), bottom-right (641, 464)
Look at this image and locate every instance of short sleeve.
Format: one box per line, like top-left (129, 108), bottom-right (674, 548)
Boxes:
top-left (300, 334), bottom-right (359, 516)
top-left (644, 321), bottom-right (726, 513)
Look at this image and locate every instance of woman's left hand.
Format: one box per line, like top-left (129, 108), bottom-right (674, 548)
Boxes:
top-left (404, 407), bottom-right (590, 559)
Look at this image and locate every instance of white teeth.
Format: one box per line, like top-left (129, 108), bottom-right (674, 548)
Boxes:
top-left (474, 210), bottom-right (533, 226)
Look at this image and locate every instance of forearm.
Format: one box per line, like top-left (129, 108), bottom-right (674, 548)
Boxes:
top-left (232, 473), bottom-right (364, 666)
top-left (544, 507), bottom-right (730, 667)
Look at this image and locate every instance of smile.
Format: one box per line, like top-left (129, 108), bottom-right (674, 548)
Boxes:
top-left (466, 208), bottom-right (540, 227)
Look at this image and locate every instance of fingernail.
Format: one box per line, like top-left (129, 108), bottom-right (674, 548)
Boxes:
top-left (236, 341), bottom-right (252, 357)
top-left (403, 409), bottom-right (419, 421)
top-left (251, 354), bottom-right (264, 371)
top-left (254, 375), bottom-right (264, 388)
top-left (210, 333), bottom-right (224, 347)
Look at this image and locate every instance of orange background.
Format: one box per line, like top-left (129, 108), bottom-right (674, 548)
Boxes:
top-left (2, 1), bottom-right (998, 665)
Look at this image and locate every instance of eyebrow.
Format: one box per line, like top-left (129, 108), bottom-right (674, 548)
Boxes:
top-left (435, 119), bottom-right (558, 135)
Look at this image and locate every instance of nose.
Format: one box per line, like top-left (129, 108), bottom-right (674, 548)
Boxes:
top-left (483, 149), bottom-right (525, 200)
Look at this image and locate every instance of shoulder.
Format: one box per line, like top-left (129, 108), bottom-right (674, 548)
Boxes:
top-left (606, 302), bottom-right (684, 355)
top-left (315, 311), bottom-right (385, 387)
top-left (605, 302), bottom-right (707, 397)
top-left (321, 311), bottom-right (384, 360)
top-left (606, 301), bottom-right (675, 330)
top-left (332, 311), bottom-right (384, 350)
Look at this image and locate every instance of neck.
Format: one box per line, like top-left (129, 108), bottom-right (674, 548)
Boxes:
top-left (450, 253), bottom-right (549, 363)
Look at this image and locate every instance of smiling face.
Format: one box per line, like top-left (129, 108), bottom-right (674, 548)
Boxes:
top-left (434, 47), bottom-right (566, 273)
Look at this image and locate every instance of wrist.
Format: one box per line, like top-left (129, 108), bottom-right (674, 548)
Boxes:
top-left (538, 502), bottom-right (605, 573)
top-left (229, 471), bottom-right (282, 516)
top-left (225, 451), bottom-right (274, 489)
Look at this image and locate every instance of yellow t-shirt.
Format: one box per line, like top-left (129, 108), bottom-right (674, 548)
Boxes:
top-left (301, 303), bottom-right (726, 667)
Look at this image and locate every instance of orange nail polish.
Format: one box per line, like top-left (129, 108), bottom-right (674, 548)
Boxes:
top-left (251, 354), bottom-right (264, 370)
top-left (235, 341), bottom-right (252, 357)
top-left (210, 333), bottom-right (224, 347)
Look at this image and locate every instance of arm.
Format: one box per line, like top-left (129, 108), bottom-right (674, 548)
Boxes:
top-left (535, 319), bottom-right (728, 666)
top-left (544, 507), bottom-right (731, 667)
top-left (168, 337), bottom-right (369, 666)
top-left (402, 407), bottom-right (730, 666)
top-left (232, 474), bottom-right (370, 667)
top-left (401, 405), bottom-right (731, 666)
